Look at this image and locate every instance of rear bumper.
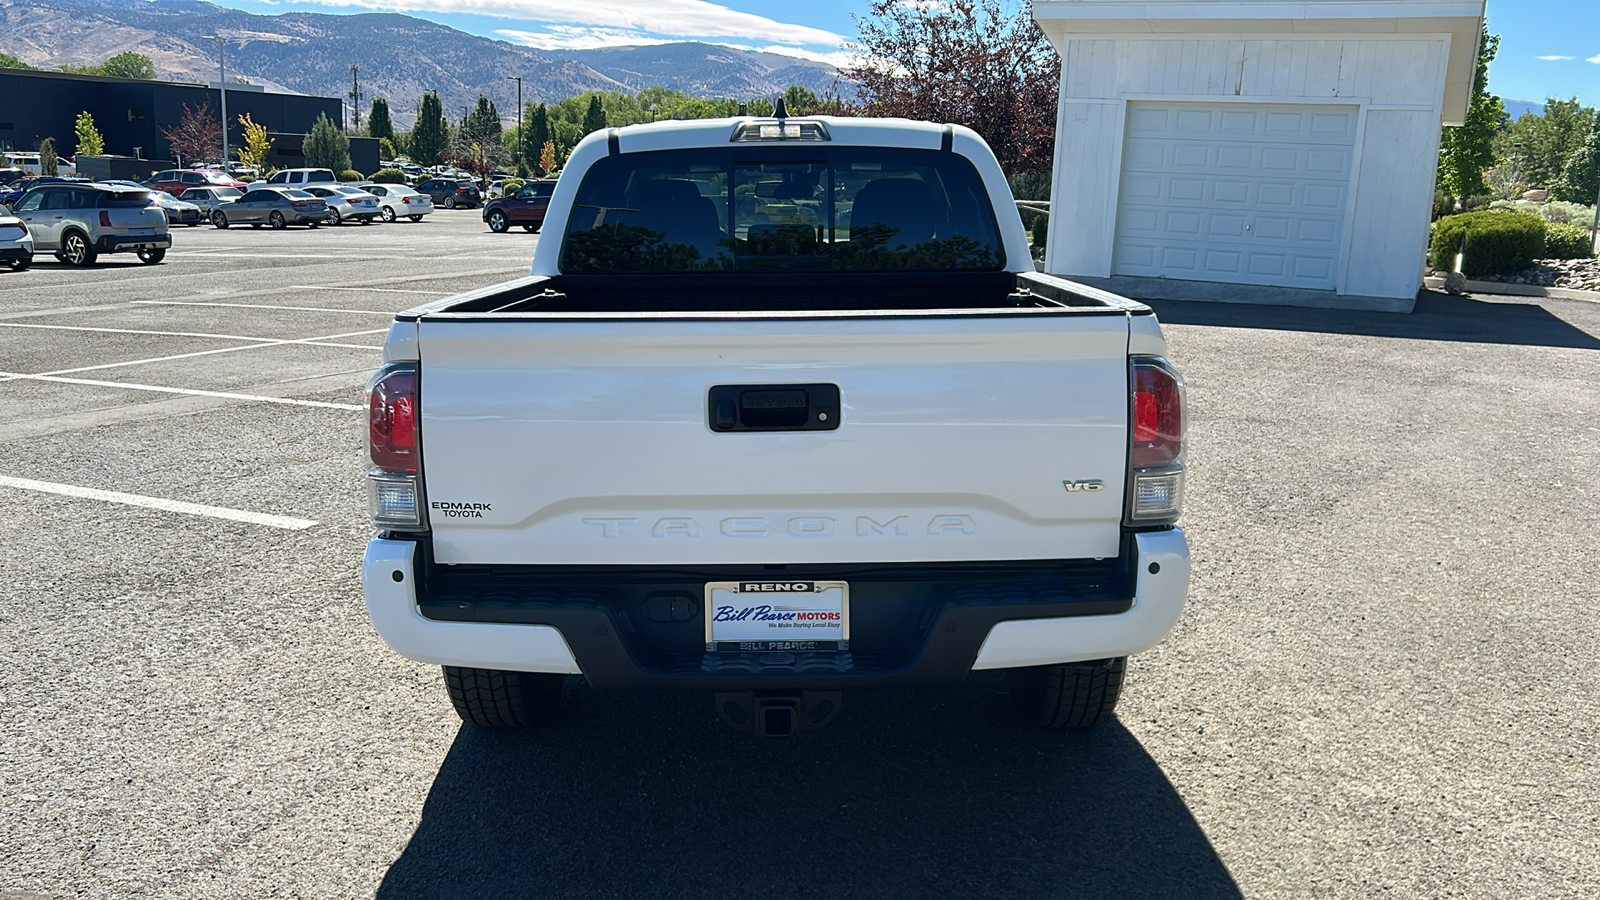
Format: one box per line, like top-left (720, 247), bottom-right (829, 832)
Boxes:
top-left (0, 245), bottom-right (31, 262)
top-left (97, 234), bottom-right (170, 252)
top-left (362, 529), bottom-right (1189, 688)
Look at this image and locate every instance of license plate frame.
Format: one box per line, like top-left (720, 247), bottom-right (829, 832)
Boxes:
top-left (704, 580), bottom-right (849, 652)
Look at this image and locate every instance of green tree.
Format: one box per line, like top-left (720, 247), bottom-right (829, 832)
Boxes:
top-left (522, 102), bottom-right (550, 174)
top-left (0, 52), bottom-right (32, 70)
top-left (582, 93), bottom-right (606, 135)
top-left (38, 137), bottom-right (57, 176)
top-left (368, 98), bottom-right (395, 142)
top-left (99, 51), bottom-right (155, 80)
top-left (1498, 97), bottom-right (1598, 190)
top-left (410, 91), bottom-right (447, 165)
top-left (1553, 121), bottom-right (1600, 206)
top-left (460, 94), bottom-right (502, 147)
top-left (1437, 25), bottom-right (1507, 200)
top-left (378, 136), bottom-right (396, 160)
top-left (782, 84), bottom-right (820, 115)
top-left (74, 111), bottom-right (104, 156)
top-left (302, 112), bottom-right (351, 171)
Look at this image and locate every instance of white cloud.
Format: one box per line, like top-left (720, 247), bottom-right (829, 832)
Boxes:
top-left (297, 0), bottom-right (843, 45)
top-left (1589, 53), bottom-right (1600, 64)
top-left (733, 44), bottom-right (861, 68)
top-left (496, 26), bottom-right (676, 50)
top-left (1537, 55), bottom-right (1575, 61)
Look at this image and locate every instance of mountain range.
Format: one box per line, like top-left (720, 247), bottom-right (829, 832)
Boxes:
top-left (0, 0), bottom-right (846, 128)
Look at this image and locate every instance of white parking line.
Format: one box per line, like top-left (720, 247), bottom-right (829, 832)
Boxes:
top-left (0, 327), bottom-right (387, 382)
top-left (0, 475), bottom-right (318, 530)
top-left (0, 322), bottom-right (346, 343)
top-left (0, 371), bottom-right (364, 409)
top-left (133, 300), bottom-right (395, 315)
top-left (289, 285), bottom-right (448, 295)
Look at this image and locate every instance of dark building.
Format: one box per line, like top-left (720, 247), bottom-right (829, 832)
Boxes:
top-left (266, 132), bottom-right (381, 177)
top-left (0, 68), bottom-right (343, 163)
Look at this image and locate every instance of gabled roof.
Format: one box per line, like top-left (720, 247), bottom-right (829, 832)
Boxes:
top-left (1032, 1), bottom-right (1487, 124)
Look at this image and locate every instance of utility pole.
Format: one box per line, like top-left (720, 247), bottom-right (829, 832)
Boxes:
top-left (349, 65), bottom-right (363, 133)
top-left (207, 35), bottom-right (229, 168)
top-left (506, 75), bottom-right (523, 177)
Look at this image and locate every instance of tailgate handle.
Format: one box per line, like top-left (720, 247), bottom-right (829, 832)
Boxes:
top-left (708, 384), bottom-right (840, 432)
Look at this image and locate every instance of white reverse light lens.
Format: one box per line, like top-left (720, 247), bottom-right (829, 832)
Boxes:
top-left (1132, 472), bottom-right (1184, 521)
top-left (368, 473), bottom-right (421, 528)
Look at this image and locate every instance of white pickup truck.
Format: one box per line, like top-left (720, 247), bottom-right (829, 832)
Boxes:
top-left (361, 113), bottom-right (1190, 737)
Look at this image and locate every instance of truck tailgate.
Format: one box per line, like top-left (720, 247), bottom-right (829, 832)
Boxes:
top-left (416, 313), bottom-right (1130, 566)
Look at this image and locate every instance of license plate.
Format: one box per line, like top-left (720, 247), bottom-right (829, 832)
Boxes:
top-left (130, 229), bottom-right (154, 236)
top-left (705, 580), bottom-right (848, 652)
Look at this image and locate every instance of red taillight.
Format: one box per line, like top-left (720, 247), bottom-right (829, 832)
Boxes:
top-left (1131, 359), bottom-right (1183, 468)
top-left (368, 366), bottom-right (419, 472)
top-left (99, 211), bottom-right (111, 226)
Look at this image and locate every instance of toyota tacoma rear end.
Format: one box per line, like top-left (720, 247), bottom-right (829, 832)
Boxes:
top-left (360, 113), bottom-right (1190, 737)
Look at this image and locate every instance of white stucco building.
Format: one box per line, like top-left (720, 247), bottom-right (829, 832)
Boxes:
top-left (1032, 0), bottom-right (1487, 312)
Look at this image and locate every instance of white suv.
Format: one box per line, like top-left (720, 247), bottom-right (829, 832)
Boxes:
top-left (249, 168), bottom-right (337, 190)
top-left (10, 183), bottom-right (170, 267)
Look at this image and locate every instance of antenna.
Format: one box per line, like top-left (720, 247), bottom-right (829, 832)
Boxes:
top-left (773, 96), bottom-right (789, 120)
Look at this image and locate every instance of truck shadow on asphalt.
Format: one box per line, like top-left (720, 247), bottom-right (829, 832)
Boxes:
top-left (377, 672), bottom-right (1241, 900)
top-left (1148, 290), bottom-right (1600, 350)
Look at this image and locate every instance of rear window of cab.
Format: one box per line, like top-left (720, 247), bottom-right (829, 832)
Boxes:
top-left (559, 146), bottom-right (1004, 274)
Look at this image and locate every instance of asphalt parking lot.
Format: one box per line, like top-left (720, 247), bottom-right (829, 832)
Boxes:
top-left (2, 212), bottom-right (1598, 899)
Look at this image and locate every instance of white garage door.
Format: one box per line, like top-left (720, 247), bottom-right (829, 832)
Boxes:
top-left (1113, 102), bottom-right (1358, 291)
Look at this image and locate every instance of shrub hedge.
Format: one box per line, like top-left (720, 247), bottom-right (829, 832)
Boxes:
top-left (1428, 211), bottom-right (1546, 277)
top-left (370, 167), bottom-right (408, 184)
top-left (338, 169), bottom-right (364, 182)
top-left (1545, 222), bottom-right (1596, 259)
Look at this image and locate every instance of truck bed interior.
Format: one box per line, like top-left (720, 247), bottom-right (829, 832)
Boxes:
top-left (415, 271), bottom-right (1140, 317)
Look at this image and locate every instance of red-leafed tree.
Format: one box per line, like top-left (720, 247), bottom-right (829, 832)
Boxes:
top-left (844, 0), bottom-right (1060, 174)
top-left (161, 101), bottom-right (224, 165)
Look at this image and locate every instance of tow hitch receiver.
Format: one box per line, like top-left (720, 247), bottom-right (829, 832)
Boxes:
top-left (715, 691), bottom-right (842, 737)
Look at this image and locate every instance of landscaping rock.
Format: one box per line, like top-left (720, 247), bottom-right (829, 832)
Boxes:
top-left (1444, 271), bottom-right (1469, 294)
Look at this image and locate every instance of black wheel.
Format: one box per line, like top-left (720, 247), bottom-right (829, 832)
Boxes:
top-left (212, 211), bottom-right (230, 229)
top-left (137, 247), bottom-right (166, 265)
top-left (250, 223), bottom-right (262, 229)
top-left (307, 220), bottom-right (319, 229)
top-left (380, 206), bottom-right (396, 222)
top-left (408, 215), bottom-right (423, 222)
top-left (269, 211), bottom-right (287, 230)
top-left (488, 210), bottom-right (509, 233)
top-left (443, 666), bottom-right (564, 727)
top-left (326, 208), bottom-right (342, 226)
top-left (358, 217), bottom-right (372, 225)
top-left (61, 230), bottom-right (97, 267)
top-left (521, 224), bottom-right (536, 233)
top-left (1008, 657), bottom-right (1126, 729)
top-left (8, 257), bottom-right (29, 271)
top-left (443, 195), bottom-right (457, 210)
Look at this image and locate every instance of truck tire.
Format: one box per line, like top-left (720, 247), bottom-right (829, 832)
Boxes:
top-left (443, 666), bottom-right (564, 727)
top-left (1007, 657), bottom-right (1126, 729)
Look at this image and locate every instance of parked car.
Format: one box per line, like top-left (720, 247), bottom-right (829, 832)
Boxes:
top-left (10, 182), bottom-right (169, 266)
top-left (358, 116), bottom-right (1192, 738)
top-left (178, 186), bottom-right (242, 216)
top-left (361, 183), bottom-right (434, 222)
top-left (482, 179), bottom-right (557, 233)
top-left (0, 213), bottom-right (33, 270)
top-left (210, 187), bottom-right (327, 229)
top-left (415, 177), bottom-right (481, 209)
top-left (145, 169), bottom-right (247, 195)
top-left (302, 185), bottom-right (381, 225)
top-left (2, 176), bottom-right (89, 211)
top-left (248, 168), bottom-right (337, 190)
top-left (148, 190), bottom-right (204, 226)
top-left (0, 168), bottom-right (27, 187)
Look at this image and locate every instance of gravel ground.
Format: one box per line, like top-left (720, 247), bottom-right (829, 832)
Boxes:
top-left (1, 216), bottom-right (1597, 898)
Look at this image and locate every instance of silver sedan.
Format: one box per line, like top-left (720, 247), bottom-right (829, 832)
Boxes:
top-left (303, 185), bottom-right (381, 225)
top-left (210, 188), bottom-right (327, 229)
top-left (178, 186), bottom-right (243, 217)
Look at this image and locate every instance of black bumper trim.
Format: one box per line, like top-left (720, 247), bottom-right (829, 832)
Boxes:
top-left (413, 555), bottom-right (1136, 690)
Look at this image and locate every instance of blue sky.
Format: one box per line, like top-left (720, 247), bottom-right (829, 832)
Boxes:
top-left (204, 0), bottom-right (1597, 104)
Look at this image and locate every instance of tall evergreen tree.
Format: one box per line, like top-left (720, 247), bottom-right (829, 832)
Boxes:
top-left (524, 102), bottom-right (549, 174)
top-left (1554, 122), bottom-right (1600, 207)
top-left (1437, 25), bottom-right (1507, 200)
top-left (368, 98), bottom-right (395, 142)
top-left (302, 112), bottom-right (351, 171)
top-left (461, 94), bottom-right (502, 146)
top-left (410, 91), bottom-right (446, 165)
top-left (582, 94), bottom-right (606, 135)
